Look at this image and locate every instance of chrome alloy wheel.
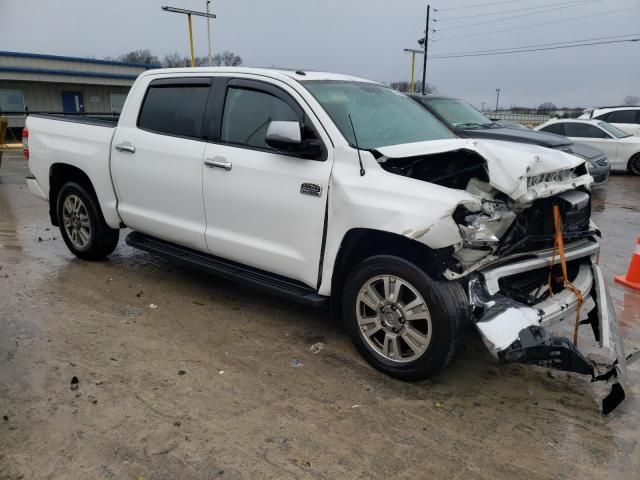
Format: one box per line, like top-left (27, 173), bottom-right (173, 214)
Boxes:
top-left (62, 194), bottom-right (91, 249)
top-left (356, 275), bottom-right (432, 363)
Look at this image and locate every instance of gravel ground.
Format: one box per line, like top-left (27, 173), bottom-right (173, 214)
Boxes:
top-left (1, 151), bottom-right (639, 479)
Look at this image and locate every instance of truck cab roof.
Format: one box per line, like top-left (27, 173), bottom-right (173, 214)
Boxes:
top-left (137, 67), bottom-right (377, 84)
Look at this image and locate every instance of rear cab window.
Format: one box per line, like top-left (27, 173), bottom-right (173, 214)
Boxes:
top-left (137, 78), bottom-right (212, 139)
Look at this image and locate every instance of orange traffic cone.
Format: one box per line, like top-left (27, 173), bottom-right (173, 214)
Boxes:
top-left (615, 237), bottom-right (640, 290)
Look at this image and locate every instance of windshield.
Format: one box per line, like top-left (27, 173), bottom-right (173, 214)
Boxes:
top-left (425, 98), bottom-right (494, 128)
top-left (302, 81), bottom-right (455, 149)
top-left (598, 121), bottom-right (632, 139)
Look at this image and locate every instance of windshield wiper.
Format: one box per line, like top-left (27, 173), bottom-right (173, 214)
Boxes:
top-left (455, 122), bottom-right (485, 129)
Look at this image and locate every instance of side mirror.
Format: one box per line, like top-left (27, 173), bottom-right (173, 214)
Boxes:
top-left (265, 121), bottom-right (302, 149)
top-left (266, 120), bottom-right (323, 158)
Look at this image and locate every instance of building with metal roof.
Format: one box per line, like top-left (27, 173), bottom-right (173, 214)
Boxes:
top-left (0, 51), bottom-right (160, 131)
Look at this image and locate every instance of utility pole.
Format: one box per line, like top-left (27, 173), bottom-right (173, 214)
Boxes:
top-left (495, 88), bottom-right (501, 113)
top-left (162, 5), bottom-right (216, 67)
top-left (421, 4), bottom-right (430, 95)
top-left (481, 102), bottom-right (486, 112)
top-left (404, 3), bottom-right (431, 95)
top-left (206, 0), bottom-right (213, 66)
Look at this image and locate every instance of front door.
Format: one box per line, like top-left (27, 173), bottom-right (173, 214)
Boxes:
top-left (61, 91), bottom-right (84, 113)
top-left (202, 78), bottom-right (333, 287)
top-left (111, 77), bottom-right (212, 251)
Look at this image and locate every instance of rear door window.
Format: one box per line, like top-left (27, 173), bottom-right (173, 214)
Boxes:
top-left (563, 123), bottom-right (608, 138)
top-left (138, 79), bottom-right (211, 139)
top-left (540, 123), bottom-right (565, 135)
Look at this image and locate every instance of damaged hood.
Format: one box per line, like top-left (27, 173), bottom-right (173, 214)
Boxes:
top-left (375, 139), bottom-right (590, 202)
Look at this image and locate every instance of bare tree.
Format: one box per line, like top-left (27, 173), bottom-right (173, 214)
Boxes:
top-left (213, 51), bottom-right (242, 66)
top-left (390, 81), bottom-right (436, 94)
top-left (623, 95), bottom-right (640, 106)
top-left (162, 51), bottom-right (242, 67)
top-left (537, 102), bottom-right (557, 113)
top-left (162, 52), bottom-right (189, 67)
top-left (118, 49), bottom-right (160, 65)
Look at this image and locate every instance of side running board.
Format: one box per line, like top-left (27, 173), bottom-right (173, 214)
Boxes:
top-left (126, 231), bottom-right (328, 307)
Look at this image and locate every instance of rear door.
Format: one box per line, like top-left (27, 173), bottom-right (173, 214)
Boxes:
top-left (111, 77), bottom-right (212, 251)
top-left (563, 122), bottom-right (619, 164)
top-left (201, 77), bottom-right (333, 287)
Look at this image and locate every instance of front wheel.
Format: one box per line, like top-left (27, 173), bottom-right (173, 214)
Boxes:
top-left (629, 154), bottom-right (640, 176)
top-left (57, 181), bottom-right (119, 260)
top-left (342, 255), bottom-right (469, 381)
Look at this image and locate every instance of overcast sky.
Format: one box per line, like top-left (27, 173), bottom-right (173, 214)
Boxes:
top-left (1, 0), bottom-right (639, 108)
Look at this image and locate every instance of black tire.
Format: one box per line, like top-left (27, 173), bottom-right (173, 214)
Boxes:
top-left (629, 154), bottom-right (640, 176)
top-left (342, 255), bottom-right (469, 381)
top-left (56, 181), bottom-right (119, 260)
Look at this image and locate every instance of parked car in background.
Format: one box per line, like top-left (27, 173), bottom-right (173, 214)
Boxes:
top-left (23, 67), bottom-right (628, 412)
top-left (535, 119), bottom-right (640, 175)
top-left (410, 95), bottom-right (610, 184)
top-left (579, 106), bottom-right (640, 137)
top-left (493, 120), bottom-right (531, 130)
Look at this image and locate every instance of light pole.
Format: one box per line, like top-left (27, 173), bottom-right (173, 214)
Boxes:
top-left (495, 88), bottom-right (501, 113)
top-left (205, 1), bottom-right (213, 66)
top-left (403, 49), bottom-right (423, 94)
top-left (162, 6), bottom-right (216, 67)
top-left (481, 102), bottom-right (485, 112)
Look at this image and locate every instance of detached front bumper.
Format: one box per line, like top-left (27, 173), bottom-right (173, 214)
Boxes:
top-left (469, 239), bottom-right (630, 414)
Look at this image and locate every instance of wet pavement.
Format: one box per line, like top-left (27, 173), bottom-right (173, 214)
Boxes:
top-left (1, 151), bottom-right (639, 479)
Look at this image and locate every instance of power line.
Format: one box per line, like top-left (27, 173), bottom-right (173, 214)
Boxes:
top-left (435, 6), bottom-right (640, 41)
top-left (436, 1), bottom-right (600, 32)
top-left (435, 0), bottom-right (529, 13)
top-left (435, 0), bottom-right (598, 23)
top-left (432, 34), bottom-right (640, 56)
top-left (430, 38), bottom-right (639, 59)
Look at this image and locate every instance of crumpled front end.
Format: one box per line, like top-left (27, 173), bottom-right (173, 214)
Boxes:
top-left (373, 139), bottom-right (633, 412)
top-left (469, 238), bottom-right (630, 414)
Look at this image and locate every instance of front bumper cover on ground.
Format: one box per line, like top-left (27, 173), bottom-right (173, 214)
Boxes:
top-left (470, 240), bottom-right (633, 414)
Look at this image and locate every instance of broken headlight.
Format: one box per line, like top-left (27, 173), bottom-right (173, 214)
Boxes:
top-left (455, 202), bottom-right (516, 246)
top-left (527, 168), bottom-right (579, 188)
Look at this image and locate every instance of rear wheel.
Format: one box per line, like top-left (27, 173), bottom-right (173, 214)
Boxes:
top-left (629, 154), bottom-right (640, 176)
top-left (342, 255), bottom-right (468, 381)
top-left (57, 182), bottom-right (119, 260)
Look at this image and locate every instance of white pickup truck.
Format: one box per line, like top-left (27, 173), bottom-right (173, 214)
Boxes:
top-left (24, 67), bottom-right (631, 413)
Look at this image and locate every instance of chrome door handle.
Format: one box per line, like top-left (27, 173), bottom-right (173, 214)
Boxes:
top-left (115, 143), bottom-right (136, 154)
top-left (204, 158), bottom-right (232, 171)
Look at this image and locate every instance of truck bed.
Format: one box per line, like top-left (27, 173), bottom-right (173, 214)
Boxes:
top-left (26, 113), bottom-right (122, 228)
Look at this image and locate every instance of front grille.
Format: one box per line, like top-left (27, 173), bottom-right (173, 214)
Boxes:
top-left (499, 190), bottom-right (592, 255)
